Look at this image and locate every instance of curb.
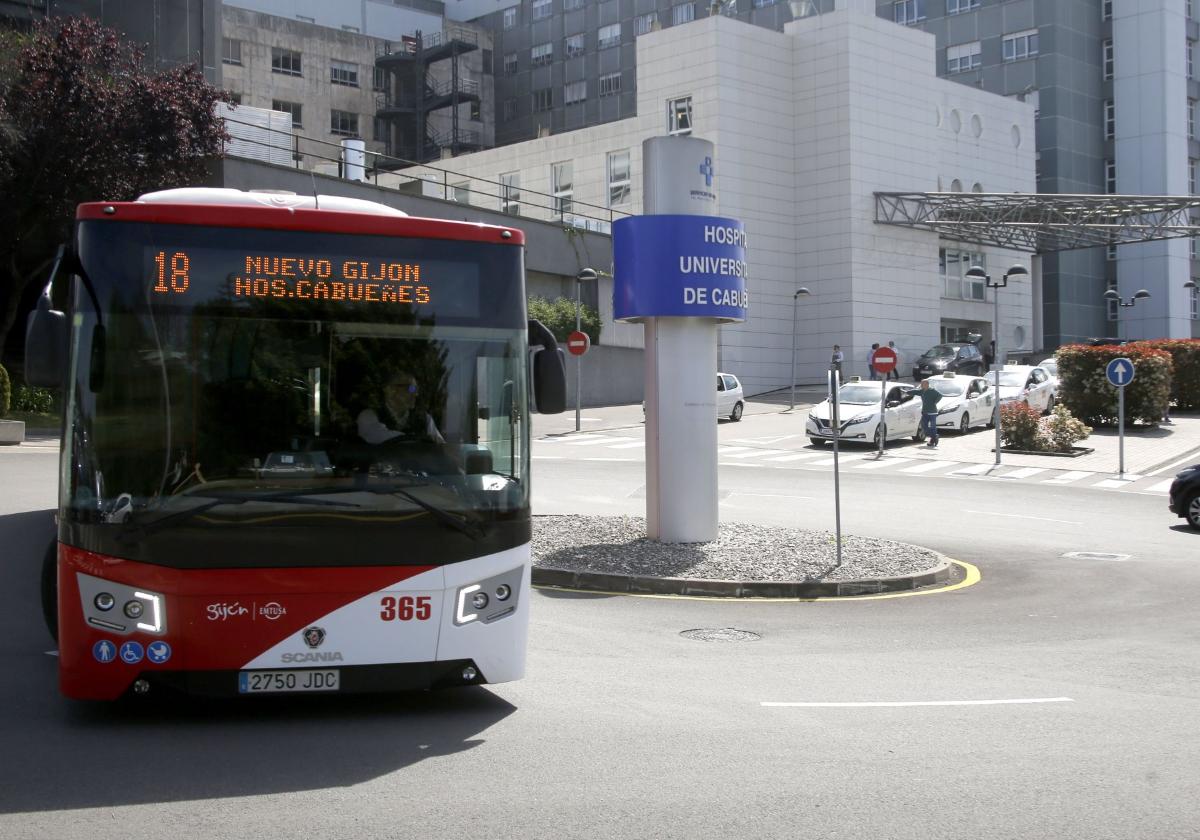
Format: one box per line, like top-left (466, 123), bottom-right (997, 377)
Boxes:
top-left (532, 558), bottom-right (954, 599)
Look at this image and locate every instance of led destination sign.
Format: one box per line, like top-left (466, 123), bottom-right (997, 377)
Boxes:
top-left (151, 250), bottom-right (433, 305)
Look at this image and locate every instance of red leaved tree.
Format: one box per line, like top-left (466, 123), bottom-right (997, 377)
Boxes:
top-left (0, 16), bottom-right (230, 362)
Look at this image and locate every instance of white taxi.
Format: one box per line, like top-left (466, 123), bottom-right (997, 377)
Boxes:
top-left (921, 373), bottom-right (995, 434)
top-left (806, 378), bottom-right (925, 447)
top-left (986, 364), bottom-right (1056, 414)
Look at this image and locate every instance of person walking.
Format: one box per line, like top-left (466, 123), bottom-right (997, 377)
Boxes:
top-left (918, 378), bottom-right (943, 448)
top-left (886, 340), bottom-right (901, 381)
top-left (830, 345), bottom-right (844, 379)
top-left (867, 343), bottom-right (880, 380)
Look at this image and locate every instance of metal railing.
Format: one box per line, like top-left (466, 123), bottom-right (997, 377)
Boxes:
top-left (376, 26), bottom-right (479, 58)
top-left (220, 113), bottom-right (626, 232)
top-left (376, 77), bottom-right (480, 110)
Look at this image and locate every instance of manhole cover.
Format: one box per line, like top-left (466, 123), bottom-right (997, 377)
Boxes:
top-left (1061, 551), bottom-right (1132, 562)
top-left (679, 628), bottom-right (761, 642)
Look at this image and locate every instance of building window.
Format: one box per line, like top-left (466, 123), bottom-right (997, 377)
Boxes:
top-left (271, 48), bottom-right (302, 77)
top-left (1102, 0), bottom-right (1112, 20)
top-left (608, 149), bottom-right (631, 207)
top-left (503, 7), bottom-right (517, 29)
top-left (636, 13), bottom-right (657, 35)
top-left (1190, 40), bottom-right (1196, 80)
top-left (668, 96), bottom-right (693, 135)
top-left (374, 66), bottom-right (388, 92)
top-left (564, 0), bottom-right (584, 9)
top-left (228, 92), bottom-right (242, 105)
top-left (452, 182), bottom-right (471, 204)
top-left (482, 48), bottom-right (493, 73)
top-left (503, 98), bottom-right (517, 121)
top-left (1103, 40), bottom-right (1114, 79)
top-left (1190, 158), bottom-right (1197, 194)
top-left (330, 109), bottom-right (358, 136)
top-left (599, 23), bottom-right (622, 49)
top-left (330, 60), bottom-right (359, 87)
top-left (504, 52), bottom-right (518, 75)
top-left (947, 0), bottom-right (980, 14)
top-left (893, 0), bottom-right (925, 25)
top-left (1105, 159), bottom-right (1116, 194)
top-left (532, 0), bottom-right (552, 21)
top-left (373, 116), bottom-right (388, 142)
top-left (272, 99), bottom-right (303, 127)
top-left (566, 33), bottom-right (585, 58)
top-left (552, 161), bottom-right (573, 217)
top-left (599, 72), bottom-right (622, 97)
top-left (222, 38), bottom-right (242, 65)
top-left (946, 42), bottom-right (982, 74)
top-left (672, 3), bottom-right (695, 25)
top-left (470, 100), bottom-right (481, 121)
top-left (500, 172), bottom-right (521, 215)
top-left (1106, 243), bottom-right (1118, 261)
top-left (1002, 29), bottom-right (1038, 62)
top-left (533, 87), bottom-right (553, 112)
top-left (564, 80), bottom-right (587, 105)
top-left (940, 249), bottom-right (986, 300)
top-left (752, 0), bottom-right (777, 7)
top-left (1104, 99), bottom-right (1115, 139)
top-left (1191, 98), bottom-right (1197, 139)
top-left (531, 43), bottom-right (553, 66)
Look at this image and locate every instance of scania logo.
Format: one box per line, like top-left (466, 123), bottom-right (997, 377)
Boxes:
top-left (258, 602), bottom-right (286, 620)
top-left (207, 602), bottom-right (250, 621)
top-left (302, 626), bottom-right (326, 648)
top-left (281, 651), bottom-right (343, 663)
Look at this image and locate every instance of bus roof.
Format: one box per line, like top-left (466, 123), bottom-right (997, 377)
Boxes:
top-left (76, 191), bottom-right (526, 246)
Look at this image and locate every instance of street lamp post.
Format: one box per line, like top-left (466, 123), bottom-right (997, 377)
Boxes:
top-left (575, 267), bottom-right (598, 432)
top-left (789, 287), bottom-right (811, 410)
top-left (966, 263), bottom-right (1029, 466)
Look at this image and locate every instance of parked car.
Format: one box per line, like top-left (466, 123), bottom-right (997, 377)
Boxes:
top-left (1168, 463), bottom-right (1200, 530)
top-left (985, 365), bottom-right (1056, 414)
top-left (717, 372), bottom-right (745, 421)
top-left (1088, 338), bottom-right (1129, 346)
top-left (911, 342), bottom-right (987, 380)
top-left (806, 378), bottom-right (925, 447)
top-left (1038, 357), bottom-right (1060, 399)
top-left (922, 373), bottom-right (995, 434)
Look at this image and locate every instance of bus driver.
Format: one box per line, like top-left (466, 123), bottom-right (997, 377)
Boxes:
top-left (357, 370), bottom-right (445, 445)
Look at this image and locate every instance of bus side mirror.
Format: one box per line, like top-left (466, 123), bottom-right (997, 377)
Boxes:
top-left (528, 318), bottom-right (566, 414)
top-left (25, 296), bottom-right (68, 388)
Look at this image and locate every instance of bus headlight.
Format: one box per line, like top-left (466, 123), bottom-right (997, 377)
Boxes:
top-left (123, 600), bottom-right (144, 619)
top-left (94, 593), bottom-right (115, 611)
top-left (495, 584), bottom-right (511, 601)
top-left (471, 591), bottom-right (489, 610)
top-left (454, 567), bottom-right (524, 626)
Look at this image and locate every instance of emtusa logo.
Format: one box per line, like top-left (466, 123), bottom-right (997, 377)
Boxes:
top-left (258, 602), bottom-right (287, 620)
top-left (207, 602), bottom-right (250, 621)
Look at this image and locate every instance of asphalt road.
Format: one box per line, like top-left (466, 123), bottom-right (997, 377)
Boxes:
top-left (1, 444), bottom-right (1199, 840)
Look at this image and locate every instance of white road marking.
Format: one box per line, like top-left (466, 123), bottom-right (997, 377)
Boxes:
top-left (762, 697), bottom-right (1074, 708)
top-left (726, 492), bottom-right (816, 500)
top-left (1093, 476), bottom-right (1144, 489)
top-left (963, 509), bottom-right (1083, 525)
top-left (995, 467), bottom-right (1047, 480)
top-left (717, 446), bottom-right (751, 455)
top-left (532, 455), bottom-right (565, 460)
top-left (900, 460), bottom-right (959, 474)
top-left (1041, 470), bottom-right (1092, 485)
top-left (855, 458), bottom-right (910, 470)
top-left (563, 436), bottom-right (632, 446)
top-left (810, 454), bottom-right (867, 466)
top-left (1144, 478), bottom-right (1176, 493)
top-left (609, 441), bottom-right (646, 449)
top-left (723, 449), bottom-right (789, 460)
top-left (950, 463), bottom-right (994, 476)
top-left (764, 452), bottom-right (825, 462)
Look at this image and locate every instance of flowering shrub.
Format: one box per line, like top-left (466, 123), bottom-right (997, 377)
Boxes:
top-left (1126, 339), bottom-right (1200, 411)
top-left (1001, 401), bottom-right (1092, 452)
top-left (1055, 344), bottom-right (1172, 426)
top-left (1000, 402), bottom-right (1042, 450)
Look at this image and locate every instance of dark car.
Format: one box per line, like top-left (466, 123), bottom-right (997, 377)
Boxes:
top-left (911, 342), bottom-right (986, 380)
top-left (1088, 337), bottom-right (1130, 346)
top-left (1168, 464), bottom-right (1200, 530)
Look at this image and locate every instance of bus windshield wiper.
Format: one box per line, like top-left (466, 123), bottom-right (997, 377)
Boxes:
top-left (120, 489), bottom-right (363, 538)
top-left (354, 481), bottom-right (486, 541)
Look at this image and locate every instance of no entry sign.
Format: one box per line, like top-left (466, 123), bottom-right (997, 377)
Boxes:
top-left (567, 330), bottom-right (590, 356)
top-left (872, 347), bottom-right (897, 374)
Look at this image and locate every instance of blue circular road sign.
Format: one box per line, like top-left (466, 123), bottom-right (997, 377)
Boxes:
top-left (1106, 357), bottom-right (1135, 387)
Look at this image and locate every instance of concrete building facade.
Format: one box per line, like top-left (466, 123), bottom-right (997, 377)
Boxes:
top-left (388, 3), bottom-right (1036, 395)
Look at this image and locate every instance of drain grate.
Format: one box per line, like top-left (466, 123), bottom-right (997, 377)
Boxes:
top-left (679, 628), bottom-right (761, 642)
top-left (1061, 551), bottom-right (1132, 562)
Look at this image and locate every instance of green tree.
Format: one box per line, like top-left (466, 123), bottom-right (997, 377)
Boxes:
top-left (527, 295), bottom-right (602, 345)
top-left (0, 16), bottom-right (230, 362)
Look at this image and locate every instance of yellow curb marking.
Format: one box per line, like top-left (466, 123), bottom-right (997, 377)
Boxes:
top-left (532, 559), bottom-right (981, 602)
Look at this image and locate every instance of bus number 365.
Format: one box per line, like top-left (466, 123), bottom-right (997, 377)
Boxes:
top-left (379, 596), bottom-right (432, 621)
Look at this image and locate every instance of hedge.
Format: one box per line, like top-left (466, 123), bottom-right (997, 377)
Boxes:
top-left (0, 363), bottom-right (9, 416)
top-left (1125, 339), bottom-right (1200, 411)
top-left (527, 296), bottom-right (602, 345)
top-left (1055, 343), bottom-right (1172, 426)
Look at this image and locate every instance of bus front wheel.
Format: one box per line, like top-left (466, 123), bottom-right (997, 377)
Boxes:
top-left (41, 540), bottom-right (57, 644)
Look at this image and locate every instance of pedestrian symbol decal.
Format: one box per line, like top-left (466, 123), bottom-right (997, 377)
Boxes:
top-left (119, 641), bottom-right (144, 664)
top-left (93, 640), bottom-right (116, 663)
top-left (146, 641), bottom-right (172, 664)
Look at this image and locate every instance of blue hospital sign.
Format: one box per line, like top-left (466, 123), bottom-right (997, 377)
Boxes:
top-left (613, 215), bottom-right (748, 323)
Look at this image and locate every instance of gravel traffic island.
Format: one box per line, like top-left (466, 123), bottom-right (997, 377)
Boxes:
top-left (532, 515), bottom-right (954, 598)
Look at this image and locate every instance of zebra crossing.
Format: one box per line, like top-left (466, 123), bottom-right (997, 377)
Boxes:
top-left (531, 432), bottom-right (1181, 496)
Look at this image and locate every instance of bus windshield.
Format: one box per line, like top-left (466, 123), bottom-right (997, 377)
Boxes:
top-left (62, 221), bottom-right (531, 569)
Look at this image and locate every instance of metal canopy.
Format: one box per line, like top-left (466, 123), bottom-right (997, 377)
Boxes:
top-left (874, 192), bottom-right (1200, 253)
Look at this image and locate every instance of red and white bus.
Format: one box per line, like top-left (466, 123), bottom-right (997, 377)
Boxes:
top-left (26, 188), bottom-right (566, 700)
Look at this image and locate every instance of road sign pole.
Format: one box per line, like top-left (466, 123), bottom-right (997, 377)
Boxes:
top-left (878, 385), bottom-right (886, 458)
top-left (1118, 384), bottom-right (1125, 477)
top-left (575, 291), bottom-right (582, 432)
top-left (830, 369), bottom-right (843, 568)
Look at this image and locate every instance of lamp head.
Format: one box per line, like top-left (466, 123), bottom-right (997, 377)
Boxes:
top-left (1132, 289), bottom-right (1151, 301)
top-left (1004, 264), bottom-right (1029, 279)
top-left (965, 266), bottom-right (988, 281)
top-left (1184, 280), bottom-right (1197, 290)
top-left (576, 268), bottom-right (598, 282)
top-left (794, 287), bottom-right (811, 298)
top-left (1103, 290), bottom-right (1120, 301)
